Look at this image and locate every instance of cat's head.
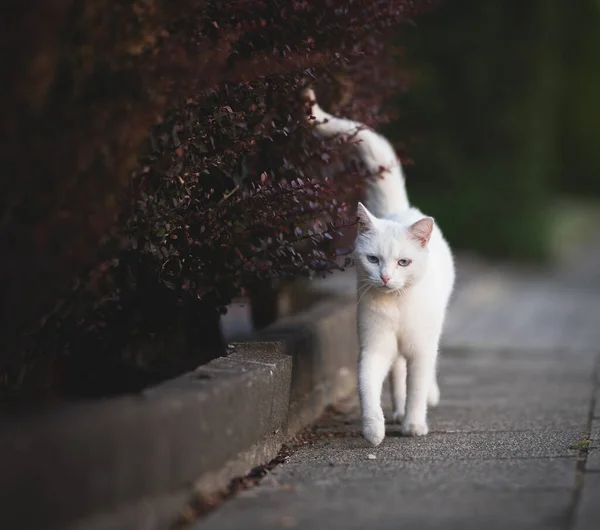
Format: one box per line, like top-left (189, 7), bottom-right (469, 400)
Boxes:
top-left (354, 202), bottom-right (434, 293)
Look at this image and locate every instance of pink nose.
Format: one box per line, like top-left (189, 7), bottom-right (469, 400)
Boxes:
top-left (380, 275), bottom-right (390, 285)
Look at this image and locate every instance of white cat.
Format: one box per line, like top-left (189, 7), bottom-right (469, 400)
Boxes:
top-left (303, 88), bottom-right (455, 446)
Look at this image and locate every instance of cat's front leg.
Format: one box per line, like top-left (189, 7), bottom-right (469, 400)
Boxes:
top-left (358, 334), bottom-right (397, 446)
top-left (402, 351), bottom-right (437, 436)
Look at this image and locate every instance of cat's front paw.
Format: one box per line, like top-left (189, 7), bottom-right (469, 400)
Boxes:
top-left (400, 421), bottom-right (429, 437)
top-left (363, 416), bottom-right (386, 446)
top-left (392, 410), bottom-right (404, 424)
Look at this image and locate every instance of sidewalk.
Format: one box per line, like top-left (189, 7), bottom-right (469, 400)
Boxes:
top-left (198, 242), bottom-right (600, 530)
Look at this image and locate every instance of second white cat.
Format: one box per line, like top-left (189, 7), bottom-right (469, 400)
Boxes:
top-left (303, 88), bottom-right (455, 446)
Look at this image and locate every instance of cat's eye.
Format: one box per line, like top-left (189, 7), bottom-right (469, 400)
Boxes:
top-left (398, 258), bottom-right (412, 267)
top-left (366, 255), bottom-right (379, 264)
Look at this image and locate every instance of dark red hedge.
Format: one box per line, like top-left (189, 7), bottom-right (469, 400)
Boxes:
top-left (0, 0), bottom-right (435, 399)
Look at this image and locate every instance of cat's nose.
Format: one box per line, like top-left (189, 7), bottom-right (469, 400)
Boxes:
top-left (380, 274), bottom-right (390, 284)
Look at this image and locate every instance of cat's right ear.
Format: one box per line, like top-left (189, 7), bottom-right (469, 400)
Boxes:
top-left (356, 202), bottom-right (377, 232)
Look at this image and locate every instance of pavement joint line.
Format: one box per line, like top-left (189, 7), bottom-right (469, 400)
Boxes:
top-left (567, 353), bottom-right (600, 530)
top-left (295, 455), bottom-right (580, 464)
top-left (441, 346), bottom-right (599, 355)
top-left (426, 429), bottom-right (587, 435)
top-left (281, 455), bottom-right (581, 465)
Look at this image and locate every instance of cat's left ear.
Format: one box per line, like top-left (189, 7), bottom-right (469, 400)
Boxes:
top-left (356, 202), bottom-right (377, 232)
top-left (408, 217), bottom-right (434, 248)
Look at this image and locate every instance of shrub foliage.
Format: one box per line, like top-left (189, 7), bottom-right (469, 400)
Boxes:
top-left (0, 0), bottom-right (434, 399)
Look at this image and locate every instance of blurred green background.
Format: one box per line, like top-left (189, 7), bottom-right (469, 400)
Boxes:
top-left (390, 0), bottom-right (600, 261)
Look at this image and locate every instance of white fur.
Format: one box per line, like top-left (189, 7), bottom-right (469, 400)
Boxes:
top-left (304, 88), bottom-right (455, 446)
top-left (302, 88), bottom-right (409, 217)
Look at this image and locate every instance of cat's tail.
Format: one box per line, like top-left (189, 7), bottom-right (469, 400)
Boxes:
top-left (300, 87), bottom-right (364, 139)
top-left (299, 88), bottom-right (410, 217)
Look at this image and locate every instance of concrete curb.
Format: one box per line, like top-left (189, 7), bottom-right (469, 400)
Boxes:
top-left (0, 292), bottom-right (360, 530)
top-left (0, 343), bottom-right (292, 530)
top-left (255, 297), bottom-right (358, 436)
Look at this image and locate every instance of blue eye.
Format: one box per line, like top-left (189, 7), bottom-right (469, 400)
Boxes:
top-left (398, 258), bottom-right (412, 267)
top-left (367, 255), bottom-right (379, 264)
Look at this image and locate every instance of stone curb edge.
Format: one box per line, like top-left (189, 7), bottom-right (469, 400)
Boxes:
top-left (0, 296), bottom-right (359, 530)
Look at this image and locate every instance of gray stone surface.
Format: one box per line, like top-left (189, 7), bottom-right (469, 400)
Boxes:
top-left (252, 298), bottom-right (359, 436)
top-left (574, 473), bottom-right (600, 530)
top-left (0, 342), bottom-right (292, 530)
top-left (201, 460), bottom-right (575, 530)
top-left (195, 343), bottom-right (597, 530)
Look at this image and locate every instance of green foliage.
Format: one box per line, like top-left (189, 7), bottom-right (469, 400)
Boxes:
top-left (557, 0), bottom-right (600, 196)
top-left (390, 0), bottom-right (563, 260)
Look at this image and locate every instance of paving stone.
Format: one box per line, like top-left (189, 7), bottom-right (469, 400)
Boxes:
top-left (194, 343), bottom-right (592, 530)
top-left (197, 459), bottom-right (576, 530)
top-left (574, 472), bottom-right (600, 530)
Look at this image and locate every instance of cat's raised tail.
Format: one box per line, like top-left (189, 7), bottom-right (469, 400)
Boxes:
top-left (300, 87), bottom-right (410, 217)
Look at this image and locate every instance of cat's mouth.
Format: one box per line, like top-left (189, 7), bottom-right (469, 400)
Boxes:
top-left (376, 282), bottom-right (409, 295)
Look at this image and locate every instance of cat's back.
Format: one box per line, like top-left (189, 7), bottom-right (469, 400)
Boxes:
top-left (383, 206), bottom-right (426, 226)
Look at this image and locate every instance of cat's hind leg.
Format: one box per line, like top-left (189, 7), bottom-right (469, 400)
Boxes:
top-left (428, 377), bottom-right (440, 408)
top-left (390, 355), bottom-right (407, 422)
top-left (402, 348), bottom-right (438, 437)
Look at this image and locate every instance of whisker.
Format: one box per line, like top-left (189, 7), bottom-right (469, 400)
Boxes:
top-left (357, 285), bottom-right (372, 305)
top-left (357, 284), bottom-right (372, 297)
